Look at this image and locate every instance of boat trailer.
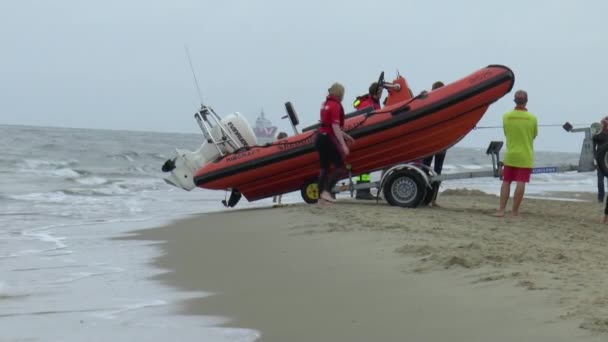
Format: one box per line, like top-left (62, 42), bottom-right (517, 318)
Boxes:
top-left (298, 121), bottom-right (600, 208)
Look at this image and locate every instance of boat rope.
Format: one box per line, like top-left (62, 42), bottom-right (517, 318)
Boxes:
top-left (474, 123), bottom-right (592, 130)
top-left (224, 120), bottom-right (595, 160)
top-left (221, 98), bottom-right (592, 159)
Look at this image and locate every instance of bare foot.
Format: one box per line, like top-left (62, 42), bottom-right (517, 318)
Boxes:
top-left (431, 202), bottom-right (441, 208)
top-left (492, 210), bottom-right (505, 218)
top-left (320, 191), bottom-right (335, 203)
top-left (603, 216), bottom-right (608, 224)
top-left (317, 197), bottom-right (332, 206)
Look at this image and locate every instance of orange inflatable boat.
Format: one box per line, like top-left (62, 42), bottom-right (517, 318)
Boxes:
top-left (162, 64), bottom-right (515, 206)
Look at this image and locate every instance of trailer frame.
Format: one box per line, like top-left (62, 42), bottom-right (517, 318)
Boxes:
top-left (301, 122), bottom-right (600, 207)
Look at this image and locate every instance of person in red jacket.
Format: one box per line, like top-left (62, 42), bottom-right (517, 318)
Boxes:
top-left (315, 82), bottom-right (355, 203)
top-left (353, 82), bottom-right (382, 111)
top-left (352, 82), bottom-right (383, 199)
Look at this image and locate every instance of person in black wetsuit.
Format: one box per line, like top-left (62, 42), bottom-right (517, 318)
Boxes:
top-left (592, 116), bottom-right (608, 223)
top-left (315, 82), bottom-right (354, 203)
top-left (422, 81), bottom-right (447, 207)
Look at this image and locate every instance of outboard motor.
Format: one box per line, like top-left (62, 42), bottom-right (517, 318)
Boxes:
top-left (162, 108), bottom-right (257, 191)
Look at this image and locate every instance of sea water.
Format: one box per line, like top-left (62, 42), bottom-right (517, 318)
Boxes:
top-left (0, 124), bottom-right (592, 341)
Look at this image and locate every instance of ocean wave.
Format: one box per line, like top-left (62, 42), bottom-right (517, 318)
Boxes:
top-left (0, 158), bottom-right (19, 169)
top-left (14, 158), bottom-right (90, 179)
top-left (456, 164), bottom-right (488, 170)
top-left (18, 158), bottom-right (79, 170)
top-left (532, 172), bottom-right (595, 185)
top-left (49, 267), bottom-right (124, 285)
top-left (8, 181), bottom-right (151, 204)
top-left (126, 166), bottom-right (154, 174)
top-left (96, 165), bottom-right (164, 178)
top-left (106, 151), bottom-right (141, 162)
top-left (39, 143), bottom-right (61, 150)
top-left (145, 152), bottom-right (169, 160)
top-left (90, 299), bottom-right (168, 320)
top-left (17, 166), bottom-right (87, 178)
top-left (0, 210), bottom-right (44, 217)
top-left (62, 185), bottom-right (130, 197)
top-left (104, 151), bottom-right (169, 164)
top-left (70, 176), bottom-right (109, 185)
top-left (22, 230), bottom-right (67, 250)
top-left (9, 191), bottom-right (110, 204)
top-left (0, 282), bottom-right (30, 300)
top-left (50, 168), bottom-right (81, 178)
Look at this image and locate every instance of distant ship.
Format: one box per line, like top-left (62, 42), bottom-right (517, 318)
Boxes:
top-left (253, 109), bottom-right (278, 145)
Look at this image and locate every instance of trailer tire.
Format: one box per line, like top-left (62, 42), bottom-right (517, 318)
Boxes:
top-left (383, 170), bottom-right (427, 208)
top-left (597, 143), bottom-right (608, 178)
top-left (301, 179), bottom-right (319, 204)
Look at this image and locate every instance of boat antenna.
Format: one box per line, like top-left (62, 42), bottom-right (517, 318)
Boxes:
top-left (184, 45), bottom-right (205, 106)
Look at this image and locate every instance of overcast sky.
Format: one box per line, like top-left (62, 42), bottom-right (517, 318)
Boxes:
top-left (1, 0), bottom-right (607, 152)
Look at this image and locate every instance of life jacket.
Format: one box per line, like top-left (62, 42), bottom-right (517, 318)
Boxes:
top-left (353, 94), bottom-right (380, 110)
top-left (357, 173), bottom-right (371, 182)
top-left (319, 95), bottom-right (345, 135)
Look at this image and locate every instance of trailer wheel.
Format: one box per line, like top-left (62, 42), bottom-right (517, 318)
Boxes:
top-left (301, 179), bottom-right (319, 204)
top-left (597, 143), bottom-right (608, 178)
top-left (422, 181), bottom-right (440, 206)
top-left (383, 170), bottom-right (427, 208)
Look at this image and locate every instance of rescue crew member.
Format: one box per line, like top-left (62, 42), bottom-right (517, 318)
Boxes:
top-left (315, 82), bottom-right (355, 203)
top-left (494, 90), bottom-right (538, 218)
top-left (352, 82), bottom-right (382, 200)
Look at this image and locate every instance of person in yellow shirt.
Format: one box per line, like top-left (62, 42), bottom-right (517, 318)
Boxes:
top-left (494, 90), bottom-right (538, 217)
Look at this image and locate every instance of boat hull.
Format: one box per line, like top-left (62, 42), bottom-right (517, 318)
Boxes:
top-left (194, 65), bottom-right (515, 201)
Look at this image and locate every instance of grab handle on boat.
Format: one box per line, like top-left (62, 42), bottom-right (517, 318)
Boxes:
top-left (383, 83), bottom-right (401, 91)
top-left (391, 90), bottom-right (429, 116)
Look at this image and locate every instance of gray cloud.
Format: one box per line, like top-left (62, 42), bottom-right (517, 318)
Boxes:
top-left (1, 0), bottom-right (607, 152)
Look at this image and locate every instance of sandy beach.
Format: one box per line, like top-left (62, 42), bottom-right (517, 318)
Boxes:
top-left (132, 190), bottom-right (608, 341)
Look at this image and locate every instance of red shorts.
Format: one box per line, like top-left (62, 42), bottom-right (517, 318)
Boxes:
top-left (503, 165), bottom-right (532, 183)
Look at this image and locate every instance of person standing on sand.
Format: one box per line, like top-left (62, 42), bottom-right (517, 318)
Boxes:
top-left (315, 82), bottom-right (354, 204)
top-left (273, 131), bottom-right (289, 205)
top-left (494, 90), bottom-right (538, 217)
top-left (593, 119), bottom-right (608, 223)
top-left (422, 81), bottom-right (447, 207)
top-left (592, 116), bottom-right (608, 203)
